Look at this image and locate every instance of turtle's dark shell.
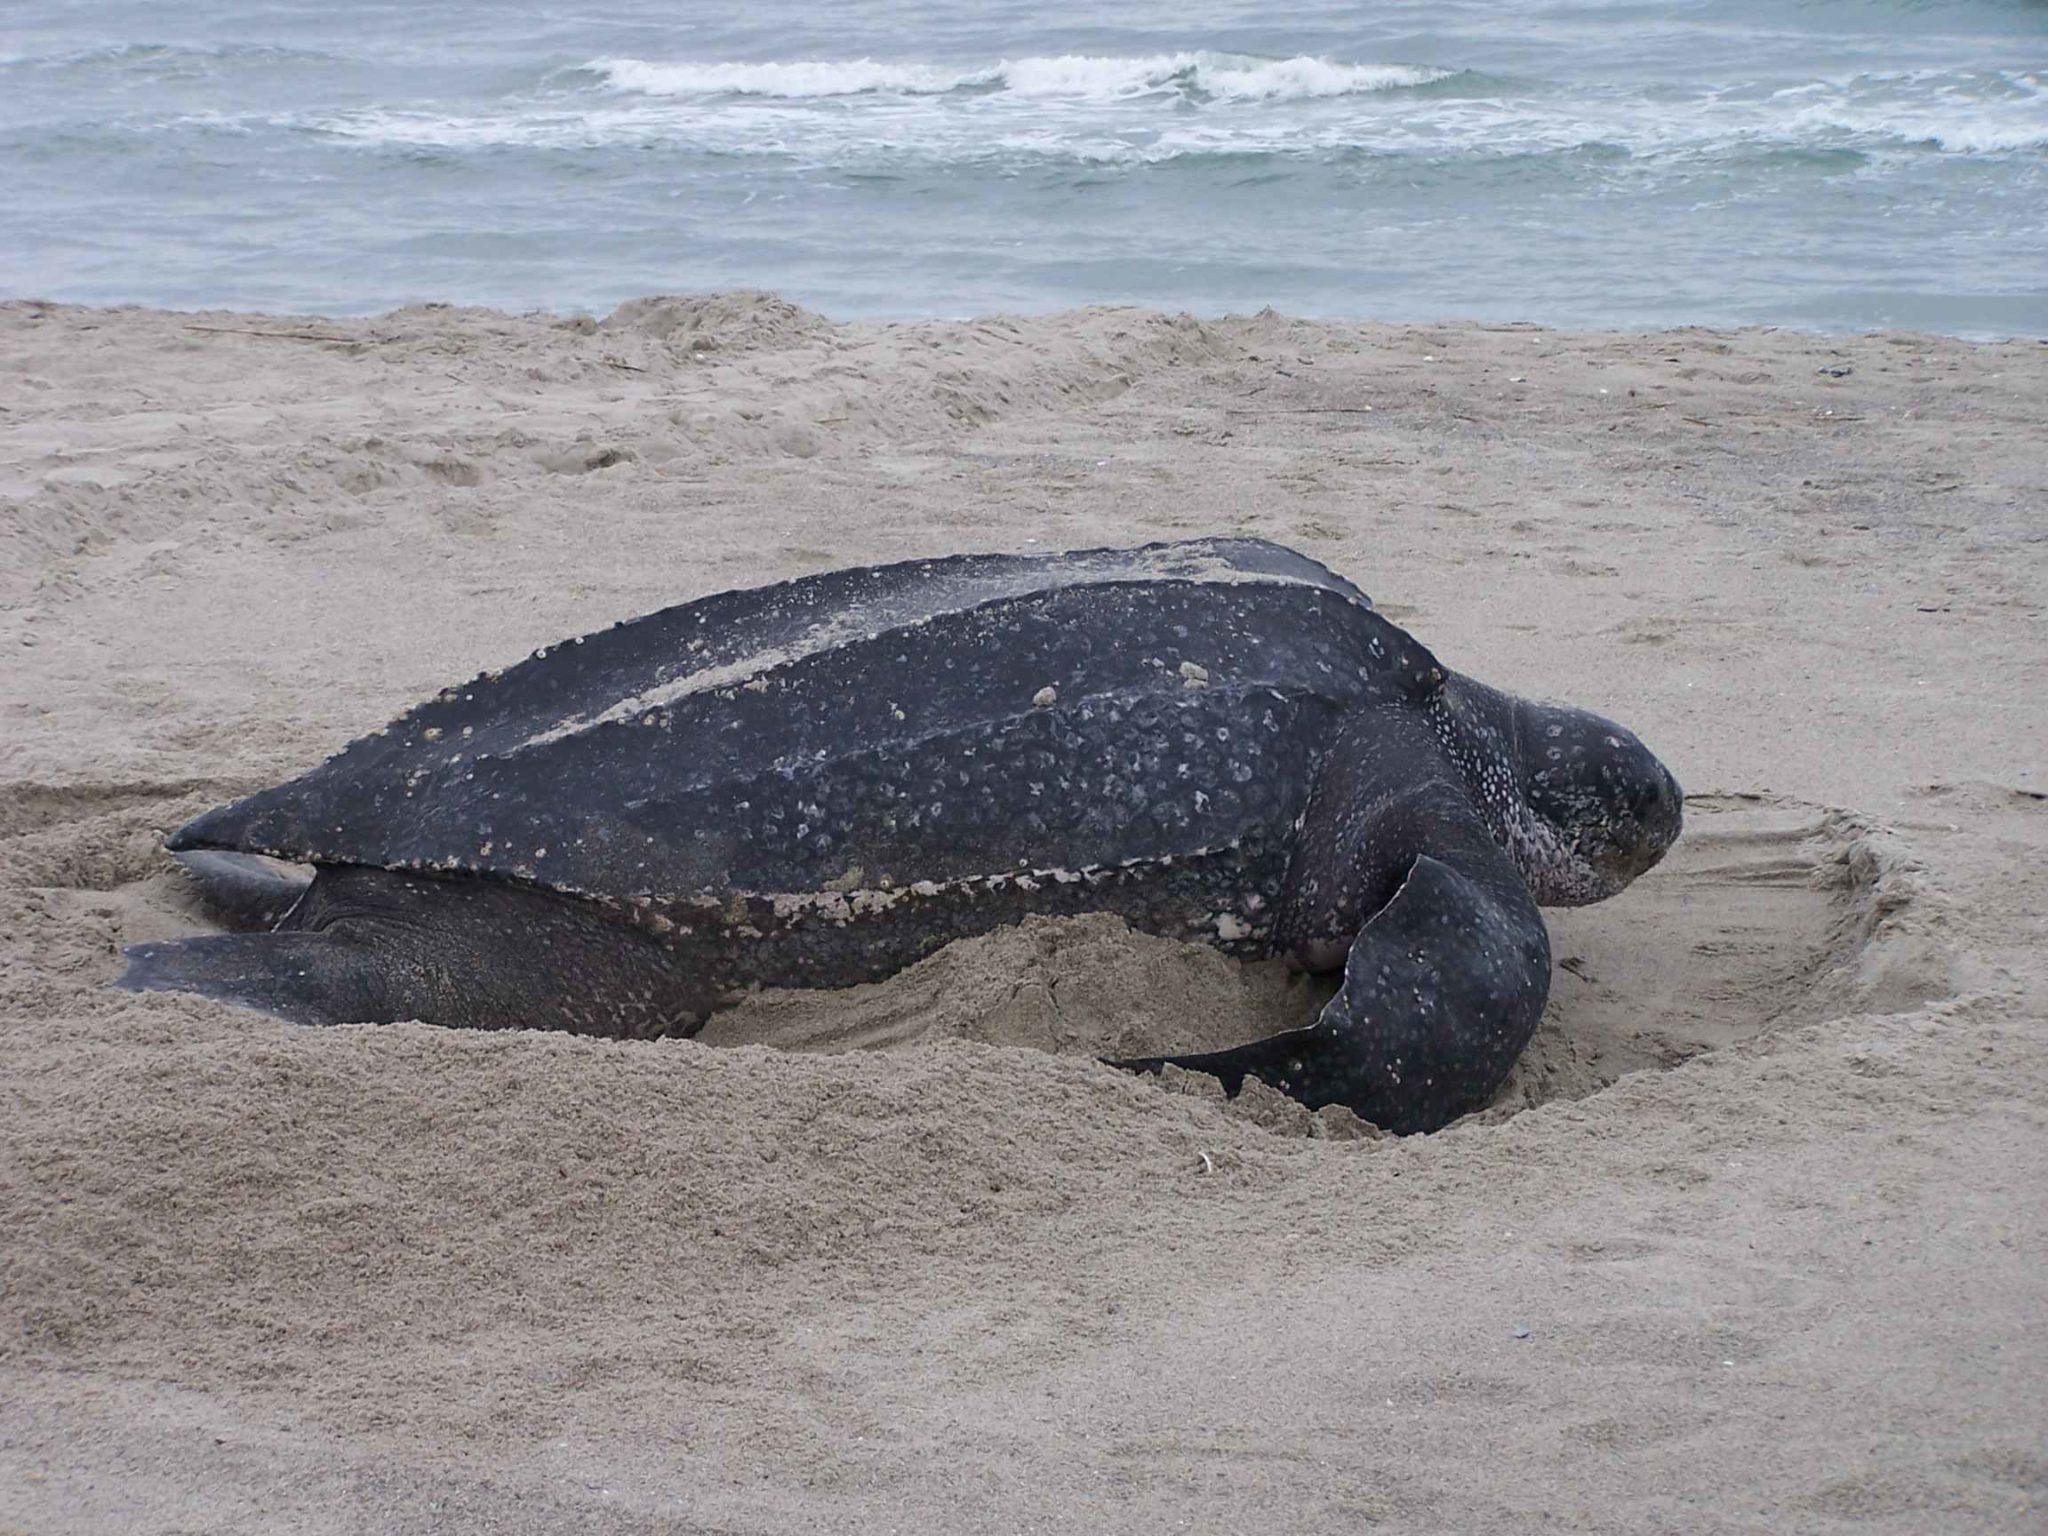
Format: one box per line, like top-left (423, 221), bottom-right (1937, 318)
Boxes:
top-left (174, 538), bottom-right (1442, 914)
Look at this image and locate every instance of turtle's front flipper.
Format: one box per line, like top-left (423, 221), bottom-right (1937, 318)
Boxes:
top-left (1117, 707), bottom-right (1550, 1134)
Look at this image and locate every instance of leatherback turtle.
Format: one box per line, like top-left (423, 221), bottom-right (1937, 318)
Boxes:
top-left (122, 538), bottom-right (1681, 1133)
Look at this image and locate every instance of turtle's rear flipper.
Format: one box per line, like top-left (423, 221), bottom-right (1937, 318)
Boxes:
top-left (171, 850), bottom-right (311, 931)
top-left (121, 863), bottom-right (712, 1037)
top-left (118, 931), bottom-right (394, 1026)
top-left (1115, 706), bottom-right (1550, 1135)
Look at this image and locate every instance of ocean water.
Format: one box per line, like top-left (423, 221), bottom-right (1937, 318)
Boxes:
top-left (2, 1), bottom-right (2043, 334)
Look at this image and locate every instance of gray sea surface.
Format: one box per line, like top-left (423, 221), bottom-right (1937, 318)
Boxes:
top-left (3, 0), bottom-right (2043, 333)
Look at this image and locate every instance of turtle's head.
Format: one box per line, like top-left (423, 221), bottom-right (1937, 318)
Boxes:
top-left (1431, 675), bottom-right (1683, 906)
top-left (1511, 697), bottom-right (1683, 904)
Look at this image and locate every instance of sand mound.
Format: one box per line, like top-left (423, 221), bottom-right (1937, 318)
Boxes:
top-left (598, 291), bottom-right (833, 353)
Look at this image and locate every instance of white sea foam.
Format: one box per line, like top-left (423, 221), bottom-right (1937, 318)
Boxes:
top-left (319, 58), bottom-right (2040, 168)
top-left (589, 57), bottom-right (979, 99)
top-left (1777, 70), bottom-right (2047, 154)
top-left (585, 53), bottom-right (1450, 105)
top-left (305, 76), bottom-right (2048, 162)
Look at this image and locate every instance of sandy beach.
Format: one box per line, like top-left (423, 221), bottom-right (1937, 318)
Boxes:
top-left (2, 295), bottom-right (2043, 1533)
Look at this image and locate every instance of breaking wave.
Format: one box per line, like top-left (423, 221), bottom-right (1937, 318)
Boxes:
top-left (1774, 69), bottom-right (2048, 154)
top-left (582, 53), bottom-right (1452, 104)
top-left (299, 64), bottom-right (2048, 165)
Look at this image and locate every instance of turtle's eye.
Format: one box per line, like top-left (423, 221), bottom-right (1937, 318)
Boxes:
top-left (1637, 762), bottom-right (1684, 855)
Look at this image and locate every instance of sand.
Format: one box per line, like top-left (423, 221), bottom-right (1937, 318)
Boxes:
top-left (1, 294), bottom-right (2043, 1533)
